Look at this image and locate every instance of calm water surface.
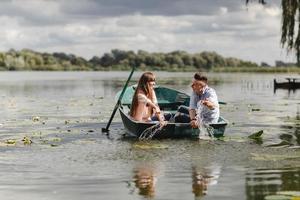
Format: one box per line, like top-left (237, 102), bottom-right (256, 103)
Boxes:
top-left (0, 71), bottom-right (299, 200)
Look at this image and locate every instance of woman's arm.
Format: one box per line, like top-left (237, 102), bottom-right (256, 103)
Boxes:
top-left (146, 94), bottom-right (164, 122)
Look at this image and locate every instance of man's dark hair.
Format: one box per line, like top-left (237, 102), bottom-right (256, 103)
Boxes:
top-left (194, 73), bottom-right (208, 83)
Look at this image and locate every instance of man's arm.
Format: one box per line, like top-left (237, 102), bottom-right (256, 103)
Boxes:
top-left (189, 92), bottom-right (199, 128)
top-left (202, 89), bottom-right (219, 110)
top-left (189, 109), bottom-right (198, 128)
top-left (202, 99), bottom-right (216, 110)
top-left (189, 109), bottom-right (197, 120)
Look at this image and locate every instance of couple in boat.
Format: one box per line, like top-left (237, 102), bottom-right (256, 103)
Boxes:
top-left (130, 71), bottom-right (219, 128)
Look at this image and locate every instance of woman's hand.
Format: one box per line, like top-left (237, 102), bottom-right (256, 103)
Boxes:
top-left (153, 106), bottom-right (160, 114)
top-left (156, 110), bottom-right (165, 123)
top-left (159, 120), bottom-right (167, 126)
top-left (190, 119), bottom-right (198, 128)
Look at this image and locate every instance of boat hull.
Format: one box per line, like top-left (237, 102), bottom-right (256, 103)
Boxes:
top-left (119, 107), bottom-right (227, 139)
top-left (274, 79), bottom-right (300, 89)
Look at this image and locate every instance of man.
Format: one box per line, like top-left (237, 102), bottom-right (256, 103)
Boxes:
top-left (175, 73), bottom-right (219, 128)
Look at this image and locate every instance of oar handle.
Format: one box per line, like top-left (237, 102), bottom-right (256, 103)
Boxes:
top-left (102, 67), bottom-right (135, 133)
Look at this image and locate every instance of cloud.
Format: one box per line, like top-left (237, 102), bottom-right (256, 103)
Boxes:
top-left (59, 0), bottom-right (242, 17)
top-left (0, 0), bottom-right (292, 65)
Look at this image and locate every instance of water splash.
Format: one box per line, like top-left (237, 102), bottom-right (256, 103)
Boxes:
top-left (197, 102), bottom-right (214, 140)
top-left (139, 122), bottom-right (166, 141)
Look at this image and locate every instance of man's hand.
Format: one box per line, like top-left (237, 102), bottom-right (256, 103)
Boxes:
top-left (201, 99), bottom-right (215, 109)
top-left (190, 119), bottom-right (198, 128)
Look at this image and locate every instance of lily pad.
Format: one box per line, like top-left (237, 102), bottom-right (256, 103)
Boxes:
top-left (218, 136), bottom-right (247, 143)
top-left (277, 191), bottom-right (300, 197)
top-left (22, 136), bottom-right (32, 145)
top-left (264, 195), bottom-right (291, 200)
top-left (32, 116), bottom-right (40, 122)
top-left (266, 140), bottom-right (292, 147)
top-left (248, 130), bottom-right (264, 139)
top-left (133, 142), bottom-right (168, 149)
top-left (5, 139), bottom-right (16, 145)
top-left (50, 137), bottom-right (61, 142)
top-left (251, 153), bottom-right (300, 161)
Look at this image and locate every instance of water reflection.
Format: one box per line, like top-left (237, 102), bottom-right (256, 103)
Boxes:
top-left (1, 72), bottom-right (300, 200)
top-left (246, 167), bottom-right (300, 200)
top-left (296, 108), bottom-right (300, 145)
top-left (296, 127), bottom-right (300, 145)
top-left (192, 165), bottom-right (221, 199)
top-left (279, 105), bottom-right (300, 146)
top-left (132, 163), bottom-right (157, 199)
top-left (274, 87), bottom-right (300, 95)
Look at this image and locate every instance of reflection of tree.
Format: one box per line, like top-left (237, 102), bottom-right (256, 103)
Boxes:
top-left (295, 127), bottom-right (300, 145)
top-left (192, 166), bottom-right (220, 199)
top-left (276, 98), bottom-right (300, 146)
top-left (132, 164), bottom-right (157, 199)
top-left (296, 107), bottom-right (300, 145)
top-left (245, 168), bottom-right (300, 200)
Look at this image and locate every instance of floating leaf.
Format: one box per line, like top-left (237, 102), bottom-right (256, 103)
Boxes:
top-left (289, 146), bottom-right (300, 149)
top-left (277, 191), bottom-right (300, 197)
top-left (5, 139), bottom-right (16, 145)
top-left (264, 195), bottom-right (291, 200)
top-left (266, 140), bottom-right (292, 147)
top-left (22, 136), bottom-right (32, 145)
top-left (248, 130), bottom-right (264, 139)
top-left (133, 143), bottom-right (168, 149)
top-left (32, 116), bottom-right (40, 122)
top-left (219, 136), bottom-right (247, 143)
top-left (51, 137), bottom-right (61, 142)
top-left (251, 153), bottom-right (300, 161)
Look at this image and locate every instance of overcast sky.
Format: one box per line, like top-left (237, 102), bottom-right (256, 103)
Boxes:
top-left (0, 0), bottom-right (293, 65)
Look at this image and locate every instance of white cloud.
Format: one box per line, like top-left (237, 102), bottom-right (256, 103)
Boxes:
top-left (0, 0), bottom-right (294, 65)
top-left (219, 7), bottom-right (228, 15)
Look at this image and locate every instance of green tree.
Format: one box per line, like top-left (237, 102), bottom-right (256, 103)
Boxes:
top-left (100, 53), bottom-right (115, 67)
top-left (0, 53), bottom-right (5, 67)
top-left (249, 0), bottom-right (300, 66)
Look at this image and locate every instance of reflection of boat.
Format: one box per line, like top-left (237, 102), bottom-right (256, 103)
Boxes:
top-left (274, 78), bottom-right (300, 89)
top-left (117, 85), bottom-right (228, 139)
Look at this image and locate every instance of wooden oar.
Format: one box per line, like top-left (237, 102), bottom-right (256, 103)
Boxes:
top-left (102, 67), bottom-right (135, 133)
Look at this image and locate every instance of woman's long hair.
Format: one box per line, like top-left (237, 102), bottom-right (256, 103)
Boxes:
top-left (130, 72), bottom-right (156, 117)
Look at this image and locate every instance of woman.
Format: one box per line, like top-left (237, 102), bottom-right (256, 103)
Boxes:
top-left (130, 72), bottom-right (166, 123)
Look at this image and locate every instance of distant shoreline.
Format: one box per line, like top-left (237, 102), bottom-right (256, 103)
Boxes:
top-left (0, 66), bottom-right (299, 73)
top-left (1, 48), bottom-right (299, 73)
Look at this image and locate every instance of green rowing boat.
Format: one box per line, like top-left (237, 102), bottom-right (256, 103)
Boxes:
top-left (117, 85), bottom-right (228, 139)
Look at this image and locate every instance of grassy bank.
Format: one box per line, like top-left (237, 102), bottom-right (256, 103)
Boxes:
top-left (212, 66), bottom-right (300, 73)
top-left (102, 66), bottom-right (300, 73)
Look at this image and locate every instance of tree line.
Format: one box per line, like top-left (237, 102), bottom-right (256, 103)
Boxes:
top-left (0, 48), bottom-right (259, 71)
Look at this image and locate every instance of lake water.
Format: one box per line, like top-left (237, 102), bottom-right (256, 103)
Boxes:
top-left (0, 71), bottom-right (299, 200)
